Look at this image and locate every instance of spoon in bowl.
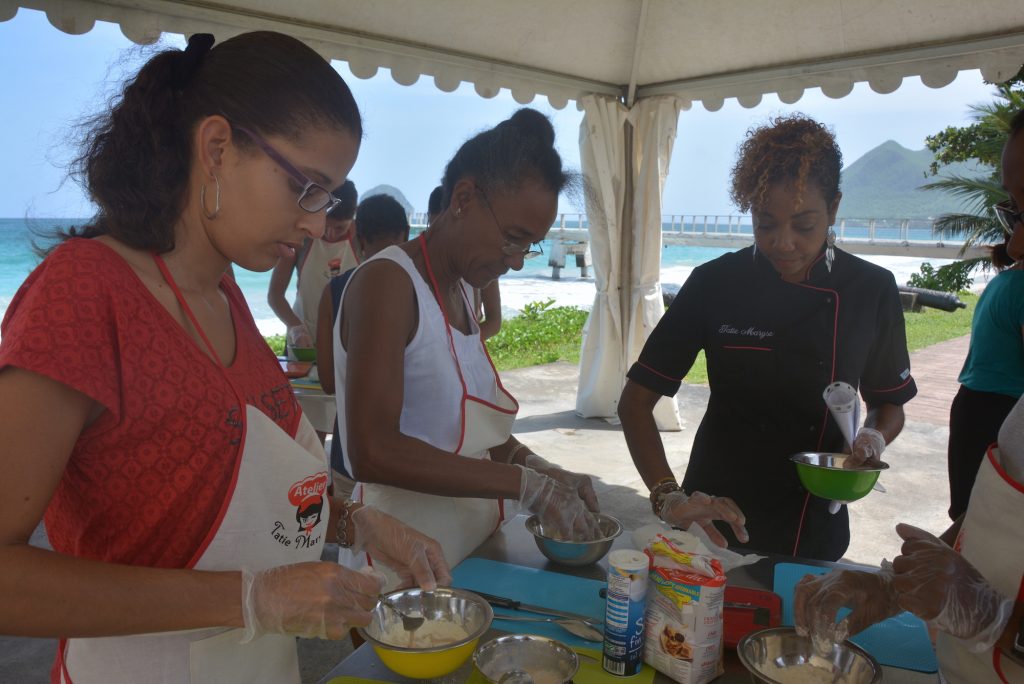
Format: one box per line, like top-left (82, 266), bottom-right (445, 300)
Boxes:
top-left (378, 594), bottom-right (425, 633)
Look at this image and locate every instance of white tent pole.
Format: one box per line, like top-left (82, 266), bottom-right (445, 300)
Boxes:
top-left (619, 118), bottom-right (635, 374)
top-left (624, 0), bottom-right (650, 108)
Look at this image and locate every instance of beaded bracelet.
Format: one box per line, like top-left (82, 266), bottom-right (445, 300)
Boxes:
top-left (649, 478), bottom-right (681, 516)
top-left (335, 500), bottom-right (356, 548)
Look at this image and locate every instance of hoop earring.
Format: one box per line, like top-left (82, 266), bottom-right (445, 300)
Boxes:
top-left (825, 228), bottom-right (837, 273)
top-left (201, 176), bottom-right (221, 220)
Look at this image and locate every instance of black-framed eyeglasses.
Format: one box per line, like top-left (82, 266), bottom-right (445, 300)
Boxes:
top-left (476, 186), bottom-right (544, 260)
top-left (233, 125), bottom-right (342, 215)
top-left (994, 199), bottom-right (1024, 235)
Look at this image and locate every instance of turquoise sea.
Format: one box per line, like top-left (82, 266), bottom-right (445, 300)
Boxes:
top-left (0, 217), bottom-right (964, 337)
top-left (0, 217), bottom-right (736, 333)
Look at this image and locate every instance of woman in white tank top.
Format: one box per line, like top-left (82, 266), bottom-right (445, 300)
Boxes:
top-left (334, 109), bottom-right (603, 571)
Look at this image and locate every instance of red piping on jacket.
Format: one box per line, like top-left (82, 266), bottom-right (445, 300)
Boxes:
top-left (789, 260), bottom-right (840, 557)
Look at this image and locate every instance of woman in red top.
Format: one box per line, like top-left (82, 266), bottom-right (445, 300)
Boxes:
top-left (0, 31), bottom-right (447, 684)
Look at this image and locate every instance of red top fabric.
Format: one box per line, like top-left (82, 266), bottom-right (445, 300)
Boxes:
top-left (0, 238), bottom-right (300, 568)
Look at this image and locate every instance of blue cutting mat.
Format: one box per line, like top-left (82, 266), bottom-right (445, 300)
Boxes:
top-left (773, 563), bottom-right (937, 673)
top-left (451, 558), bottom-right (606, 650)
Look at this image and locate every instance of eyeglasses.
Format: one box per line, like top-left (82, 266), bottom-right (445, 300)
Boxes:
top-left (476, 187), bottom-right (544, 260)
top-left (233, 125), bottom-right (342, 214)
top-left (994, 199), bottom-right (1023, 235)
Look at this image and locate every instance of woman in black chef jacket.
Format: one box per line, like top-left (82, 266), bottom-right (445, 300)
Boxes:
top-left (618, 115), bottom-right (917, 561)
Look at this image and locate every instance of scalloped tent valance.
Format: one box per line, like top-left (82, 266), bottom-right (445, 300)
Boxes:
top-left (4, 0), bottom-right (1024, 110)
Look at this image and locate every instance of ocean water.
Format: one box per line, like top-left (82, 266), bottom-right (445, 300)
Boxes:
top-left (0, 218), bottom-right (968, 338)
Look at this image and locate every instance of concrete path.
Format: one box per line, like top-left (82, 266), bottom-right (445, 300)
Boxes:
top-left (0, 336), bottom-right (971, 682)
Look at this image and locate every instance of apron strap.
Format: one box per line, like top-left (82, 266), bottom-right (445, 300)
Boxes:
top-left (417, 234), bottom-right (470, 397)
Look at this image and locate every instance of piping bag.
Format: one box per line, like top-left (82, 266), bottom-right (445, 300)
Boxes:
top-left (822, 382), bottom-right (860, 515)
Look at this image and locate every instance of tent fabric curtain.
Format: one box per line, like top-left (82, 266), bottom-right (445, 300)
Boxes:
top-left (627, 96), bottom-right (684, 431)
top-left (575, 94), bottom-right (628, 421)
top-left (575, 94), bottom-right (683, 431)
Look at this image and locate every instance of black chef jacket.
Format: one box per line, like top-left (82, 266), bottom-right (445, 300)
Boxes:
top-left (627, 246), bottom-right (917, 561)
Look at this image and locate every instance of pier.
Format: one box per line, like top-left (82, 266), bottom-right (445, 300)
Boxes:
top-left (410, 213), bottom-right (988, 279)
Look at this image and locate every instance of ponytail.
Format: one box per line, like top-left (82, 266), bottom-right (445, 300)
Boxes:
top-left (61, 31), bottom-right (361, 252)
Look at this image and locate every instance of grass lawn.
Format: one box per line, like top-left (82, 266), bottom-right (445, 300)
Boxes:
top-left (266, 293), bottom-right (977, 381)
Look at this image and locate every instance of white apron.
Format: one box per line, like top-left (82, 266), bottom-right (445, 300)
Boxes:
top-left (938, 446), bottom-right (1024, 684)
top-left (359, 235), bottom-right (518, 579)
top-left (294, 235), bottom-right (359, 340)
top-left (57, 256), bottom-right (331, 684)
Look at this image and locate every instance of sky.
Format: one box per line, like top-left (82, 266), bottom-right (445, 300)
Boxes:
top-left (0, 6), bottom-right (1002, 219)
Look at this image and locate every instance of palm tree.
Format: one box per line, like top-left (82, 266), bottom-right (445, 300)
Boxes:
top-left (923, 80), bottom-right (1024, 264)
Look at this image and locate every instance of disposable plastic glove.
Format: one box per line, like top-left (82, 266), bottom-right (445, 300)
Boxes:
top-left (845, 427), bottom-right (886, 469)
top-left (517, 465), bottom-right (602, 542)
top-left (286, 324), bottom-right (313, 350)
top-left (522, 453), bottom-right (600, 512)
top-left (793, 568), bottom-right (901, 649)
top-left (892, 523), bottom-right (1013, 651)
top-left (659, 490), bottom-right (748, 549)
top-left (240, 561), bottom-right (384, 642)
top-left (350, 505), bottom-right (452, 590)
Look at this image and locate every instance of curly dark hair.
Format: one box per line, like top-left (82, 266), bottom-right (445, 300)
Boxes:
top-left (61, 31), bottom-right (362, 253)
top-left (730, 114), bottom-right (842, 213)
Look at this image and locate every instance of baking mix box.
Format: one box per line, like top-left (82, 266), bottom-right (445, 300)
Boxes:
top-left (642, 534), bottom-right (726, 684)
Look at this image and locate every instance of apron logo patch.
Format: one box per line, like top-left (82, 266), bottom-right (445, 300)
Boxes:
top-left (900, 368), bottom-right (911, 380)
top-left (271, 473), bottom-right (329, 550)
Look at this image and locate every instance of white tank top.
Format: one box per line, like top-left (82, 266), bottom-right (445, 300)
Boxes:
top-left (333, 245), bottom-right (498, 475)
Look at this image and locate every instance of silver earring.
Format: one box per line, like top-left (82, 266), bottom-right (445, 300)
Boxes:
top-left (455, 206), bottom-right (463, 217)
top-left (825, 228), bottom-right (836, 273)
top-left (201, 176), bottom-right (221, 219)
top-left (752, 242), bottom-right (757, 261)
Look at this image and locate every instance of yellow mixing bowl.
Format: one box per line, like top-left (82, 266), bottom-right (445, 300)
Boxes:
top-left (358, 587), bottom-right (493, 679)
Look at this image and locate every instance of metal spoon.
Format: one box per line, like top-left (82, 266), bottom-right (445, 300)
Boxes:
top-left (494, 614), bottom-right (604, 642)
top-left (378, 594), bottom-right (425, 633)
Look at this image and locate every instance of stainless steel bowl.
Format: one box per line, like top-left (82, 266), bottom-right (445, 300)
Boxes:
top-left (358, 588), bottom-right (493, 679)
top-left (737, 627), bottom-right (882, 684)
top-left (473, 634), bottom-right (580, 684)
top-left (525, 514), bottom-right (622, 567)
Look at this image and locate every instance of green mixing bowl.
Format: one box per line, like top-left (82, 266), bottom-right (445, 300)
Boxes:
top-left (790, 453), bottom-right (889, 502)
top-left (291, 347), bottom-right (317, 362)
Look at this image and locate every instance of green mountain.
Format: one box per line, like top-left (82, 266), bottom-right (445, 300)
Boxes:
top-left (838, 140), bottom-right (984, 219)
top-left (359, 184), bottom-right (414, 215)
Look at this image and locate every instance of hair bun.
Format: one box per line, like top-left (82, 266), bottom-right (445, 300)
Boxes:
top-left (505, 108), bottom-right (555, 147)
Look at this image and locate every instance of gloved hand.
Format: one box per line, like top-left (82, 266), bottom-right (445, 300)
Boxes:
top-left (522, 453), bottom-right (600, 512)
top-left (892, 523), bottom-right (1013, 651)
top-left (659, 490), bottom-right (748, 549)
top-left (517, 465), bottom-right (602, 542)
top-left (793, 568), bottom-right (901, 649)
top-left (286, 324), bottom-right (313, 350)
top-left (240, 561), bottom-right (384, 642)
top-left (845, 427), bottom-right (886, 469)
top-left (350, 505), bottom-right (452, 590)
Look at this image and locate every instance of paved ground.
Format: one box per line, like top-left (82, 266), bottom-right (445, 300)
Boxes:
top-left (0, 335), bottom-right (969, 682)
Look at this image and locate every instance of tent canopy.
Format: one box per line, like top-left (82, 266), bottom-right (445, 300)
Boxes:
top-left (5, 0), bottom-right (1024, 110)
top-left (6, 0), bottom-right (1024, 426)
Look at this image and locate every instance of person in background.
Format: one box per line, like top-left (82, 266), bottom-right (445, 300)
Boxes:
top-left (794, 108), bottom-right (1024, 683)
top-left (337, 109), bottom-right (601, 578)
top-left (268, 179), bottom-right (359, 353)
top-left (0, 31), bottom-right (447, 684)
top-left (317, 194), bottom-right (411, 485)
top-left (427, 184), bottom-right (444, 225)
top-left (945, 198), bottom-right (1024, 521)
top-left (618, 115), bottom-right (916, 561)
top-left (430, 184), bottom-right (503, 339)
